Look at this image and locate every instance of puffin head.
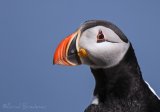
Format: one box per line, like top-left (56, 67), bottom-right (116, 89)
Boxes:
top-left (53, 20), bottom-right (130, 68)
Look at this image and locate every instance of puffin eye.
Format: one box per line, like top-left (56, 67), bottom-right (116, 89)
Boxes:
top-left (97, 30), bottom-right (105, 43)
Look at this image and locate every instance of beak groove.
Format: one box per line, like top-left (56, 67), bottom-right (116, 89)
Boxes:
top-left (53, 32), bottom-right (81, 66)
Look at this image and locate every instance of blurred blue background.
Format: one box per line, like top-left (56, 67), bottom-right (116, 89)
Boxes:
top-left (0, 0), bottom-right (159, 112)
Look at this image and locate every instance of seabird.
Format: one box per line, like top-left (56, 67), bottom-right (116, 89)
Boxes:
top-left (53, 20), bottom-right (160, 112)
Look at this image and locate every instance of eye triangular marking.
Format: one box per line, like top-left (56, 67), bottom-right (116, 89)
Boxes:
top-left (97, 30), bottom-right (105, 43)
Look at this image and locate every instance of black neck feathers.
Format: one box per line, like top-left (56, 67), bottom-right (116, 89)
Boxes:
top-left (87, 44), bottom-right (160, 112)
top-left (91, 44), bottom-right (142, 101)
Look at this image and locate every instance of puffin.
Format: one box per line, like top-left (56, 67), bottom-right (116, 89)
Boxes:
top-left (53, 20), bottom-right (160, 112)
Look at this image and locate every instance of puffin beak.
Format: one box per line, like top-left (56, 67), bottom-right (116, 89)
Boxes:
top-left (53, 31), bottom-right (81, 66)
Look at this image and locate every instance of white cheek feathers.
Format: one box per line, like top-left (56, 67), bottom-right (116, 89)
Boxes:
top-left (89, 42), bottom-right (130, 68)
top-left (78, 26), bottom-right (130, 68)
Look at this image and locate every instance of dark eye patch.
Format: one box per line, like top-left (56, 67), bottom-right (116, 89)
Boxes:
top-left (97, 30), bottom-right (106, 43)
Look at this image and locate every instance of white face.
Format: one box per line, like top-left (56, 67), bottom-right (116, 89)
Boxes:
top-left (78, 26), bottom-right (130, 68)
